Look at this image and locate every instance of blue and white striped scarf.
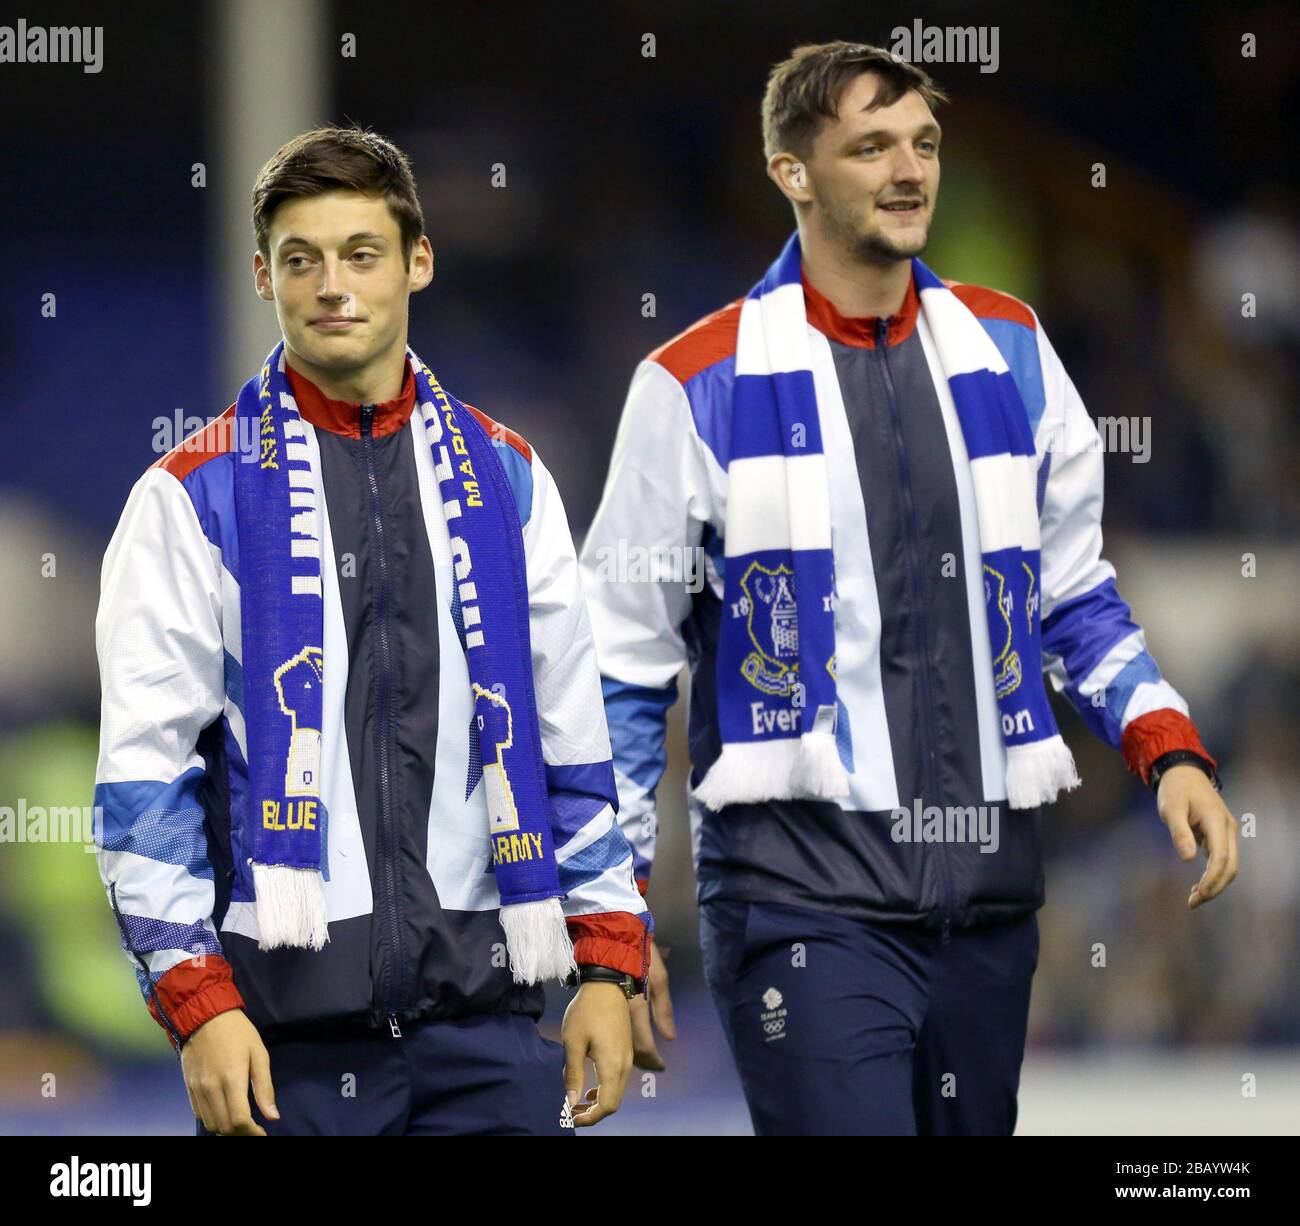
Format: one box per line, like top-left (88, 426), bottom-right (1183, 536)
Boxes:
top-left (233, 341), bottom-right (575, 984)
top-left (695, 232), bottom-right (1080, 812)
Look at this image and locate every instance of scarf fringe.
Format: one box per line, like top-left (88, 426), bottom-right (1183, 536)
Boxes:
top-left (252, 863), bottom-right (329, 951)
top-left (695, 734), bottom-right (850, 809)
top-left (1005, 736), bottom-right (1081, 809)
top-left (791, 731), bottom-right (852, 799)
top-left (500, 897), bottom-right (577, 985)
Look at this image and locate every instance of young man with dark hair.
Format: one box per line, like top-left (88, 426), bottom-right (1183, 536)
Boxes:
top-left (95, 126), bottom-right (650, 1136)
top-left (580, 42), bottom-right (1237, 1135)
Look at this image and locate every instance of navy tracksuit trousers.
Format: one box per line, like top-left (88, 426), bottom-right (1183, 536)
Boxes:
top-left (196, 1011), bottom-right (571, 1136)
top-left (700, 899), bottom-right (1039, 1136)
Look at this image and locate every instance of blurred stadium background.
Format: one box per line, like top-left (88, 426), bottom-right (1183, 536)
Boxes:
top-left (1, 0), bottom-right (1297, 1135)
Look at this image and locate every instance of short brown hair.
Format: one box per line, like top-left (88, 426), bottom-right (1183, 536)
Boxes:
top-left (761, 41), bottom-right (949, 162)
top-left (251, 125), bottom-right (426, 267)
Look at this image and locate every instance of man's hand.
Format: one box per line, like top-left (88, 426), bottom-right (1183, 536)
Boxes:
top-left (631, 939), bottom-right (676, 1071)
top-left (1157, 764), bottom-right (1239, 908)
top-left (561, 982), bottom-right (633, 1127)
top-left (180, 1009), bottom-right (279, 1136)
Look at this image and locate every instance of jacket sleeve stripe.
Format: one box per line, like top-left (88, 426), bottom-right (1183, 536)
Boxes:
top-left (601, 678), bottom-right (677, 793)
top-left (95, 772), bottom-right (213, 877)
top-left (119, 913), bottom-right (223, 960)
top-left (98, 848), bottom-right (216, 929)
top-left (1042, 576), bottom-right (1143, 689)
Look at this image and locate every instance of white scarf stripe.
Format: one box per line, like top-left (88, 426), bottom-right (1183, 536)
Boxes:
top-left (967, 454), bottom-right (1042, 552)
top-left (723, 454), bottom-right (833, 556)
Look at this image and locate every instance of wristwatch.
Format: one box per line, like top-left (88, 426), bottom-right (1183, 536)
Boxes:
top-left (1149, 749), bottom-right (1220, 795)
top-left (572, 963), bottom-right (638, 999)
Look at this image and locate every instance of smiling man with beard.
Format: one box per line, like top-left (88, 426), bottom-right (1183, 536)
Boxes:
top-left (579, 41), bottom-right (1236, 1136)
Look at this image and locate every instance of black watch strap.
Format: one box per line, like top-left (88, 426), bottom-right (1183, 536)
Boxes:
top-left (571, 964), bottom-right (638, 997)
top-left (1149, 749), bottom-right (1219, 794)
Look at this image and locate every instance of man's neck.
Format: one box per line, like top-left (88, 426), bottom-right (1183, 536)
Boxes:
top-left (283, 342), bottom-right (407, 405)
top-left (798, 223), bottom-right (912, 320)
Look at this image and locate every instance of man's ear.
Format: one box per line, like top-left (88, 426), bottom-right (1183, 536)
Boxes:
top-left (409, 236), bottom-right (435, 293)
top-left (767, 152), bottom-right (813, 205)
top-left (253, 251), bottom-right (275, 301)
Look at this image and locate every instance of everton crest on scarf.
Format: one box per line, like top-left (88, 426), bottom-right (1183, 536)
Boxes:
top-left (233, 341), bottom-right (575, 984)
top-left (694, 232), bottom-right (1080, 812)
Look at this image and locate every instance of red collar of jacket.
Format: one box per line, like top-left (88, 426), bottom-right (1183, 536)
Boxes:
top-left (284, 355), bottom-right (417, 439)
top-left (801, 268), bottom-right (920, 348)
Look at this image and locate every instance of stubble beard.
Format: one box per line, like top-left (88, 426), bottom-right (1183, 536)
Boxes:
top-left (823, 194), bottom-right (931, 267)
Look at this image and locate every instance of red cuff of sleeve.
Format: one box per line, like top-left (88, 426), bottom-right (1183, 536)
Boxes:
top-left (634, 876), bottom-right (649, 897)
top-left (566, 912), bottom-right (651, 983)
top-left (150, 954), bottom-right (245, 1050)
top-left (1121, 708), bottom-right (1217, 787)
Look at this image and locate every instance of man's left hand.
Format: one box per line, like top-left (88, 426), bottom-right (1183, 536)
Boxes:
top-left (561, 982), bottom-right (633, 1127)
top-left (1157, 763), bottom-right (1239, 909)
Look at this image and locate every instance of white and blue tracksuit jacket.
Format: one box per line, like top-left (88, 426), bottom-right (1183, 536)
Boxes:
top-left (578, 270), bottom-right (1214, 933)
top-left (94, 358), bottom-right (650, 1048)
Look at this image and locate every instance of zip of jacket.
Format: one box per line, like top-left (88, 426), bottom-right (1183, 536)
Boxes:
top-left (360, 402), bottom-right (407, 1037)
top-left (875, 317), bottom-right (953, 946)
